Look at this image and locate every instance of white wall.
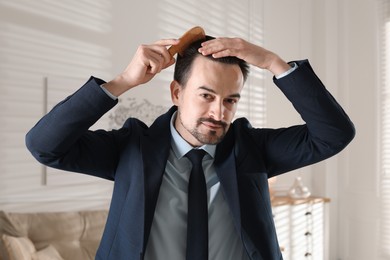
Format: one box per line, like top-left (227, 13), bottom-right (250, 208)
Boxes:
top-left (262, 0), bottom-right (315, 193)
top-left (335, 0), bottom-right (383, 259)
top-left (249, 0), bottom-right (381, 259)
top-left (0, 0), bottom-right (380, 259)
top-left (297, 0), bottom-right (382, 259)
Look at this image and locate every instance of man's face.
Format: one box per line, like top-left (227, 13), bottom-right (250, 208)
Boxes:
top-left (170, 55), bottom-right (244, 147)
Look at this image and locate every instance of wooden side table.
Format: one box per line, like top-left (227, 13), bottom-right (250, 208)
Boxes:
top-left (271, 196), bottom-right (330, 260)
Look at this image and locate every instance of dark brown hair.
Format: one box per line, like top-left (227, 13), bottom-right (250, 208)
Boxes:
top-left (173, 35), bottom-right (250, 86)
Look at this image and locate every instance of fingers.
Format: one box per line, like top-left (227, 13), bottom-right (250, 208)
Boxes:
top-left (146, 50), bottom-right (173, 74)
top-left (153, 38), bottom-right (179, 62)
top-left (198, 37), bottom-right (246, 58)
top-left (147, 53), bottom-right (175, 74)
top-left (154, 38), bottom-right (180, 46)
top-left (197, 37), bottom-right (277, 70)
top-left (139, 39), bottom-right (179, 74)
top-left (146, 50), bottom-right (165, 74)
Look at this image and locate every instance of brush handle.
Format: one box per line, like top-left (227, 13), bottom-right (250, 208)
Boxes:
top-left (168, 26), bottom-right (206, 56)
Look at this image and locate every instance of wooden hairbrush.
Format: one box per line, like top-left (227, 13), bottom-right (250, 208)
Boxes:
top-left (168, 26), bottom-right (206, 57)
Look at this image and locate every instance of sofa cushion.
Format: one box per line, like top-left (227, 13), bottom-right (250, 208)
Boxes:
top-left (0, 234), bottom-right (36, 260)
top-left (0, 210), bottom-right (108, 260)
top-left (32, 244), bottom-right (64, 260)
top-left (0, 212), bottom-right (22, 237)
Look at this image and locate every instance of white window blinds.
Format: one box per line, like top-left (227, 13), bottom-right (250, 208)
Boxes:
top-left (380, 0), bottom-right (390, 257)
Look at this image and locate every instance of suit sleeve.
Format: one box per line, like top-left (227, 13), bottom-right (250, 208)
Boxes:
top-left (250, 60), bottom-right (355, 177)
top-left (25, 77), bottom-right (128, 181)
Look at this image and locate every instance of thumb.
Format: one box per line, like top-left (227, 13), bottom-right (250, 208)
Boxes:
top-left (163, 57), bottom-right (176, 69)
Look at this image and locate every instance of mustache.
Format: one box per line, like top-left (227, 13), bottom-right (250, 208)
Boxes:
top-left (198, 118), bottom-right (228, 128)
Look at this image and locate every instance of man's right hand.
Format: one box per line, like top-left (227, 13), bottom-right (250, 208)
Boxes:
top-left (103, 38), bottom-right (178, 97)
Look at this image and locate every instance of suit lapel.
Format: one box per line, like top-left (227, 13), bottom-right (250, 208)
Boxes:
top-left (141, 106), bottom-right (176, 250)
top-left (214, 127), bottom-right (242, 236)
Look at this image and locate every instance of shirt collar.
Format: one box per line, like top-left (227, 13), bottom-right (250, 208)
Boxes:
top-left (170, 112), bottom-right (216, 159)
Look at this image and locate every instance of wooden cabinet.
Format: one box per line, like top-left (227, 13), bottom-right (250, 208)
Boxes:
top-left (272, 196), bottom-right (330, 260)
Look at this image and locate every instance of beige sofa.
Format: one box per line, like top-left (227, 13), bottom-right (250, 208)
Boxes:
top-left (0, 210), bottom-right (108, 260)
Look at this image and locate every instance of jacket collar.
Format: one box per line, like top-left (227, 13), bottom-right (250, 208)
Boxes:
top-left (214, 124), bottom-right (242, 237)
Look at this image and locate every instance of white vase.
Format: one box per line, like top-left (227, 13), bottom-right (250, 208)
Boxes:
top-left (288, 176), bottom-right (311, 199)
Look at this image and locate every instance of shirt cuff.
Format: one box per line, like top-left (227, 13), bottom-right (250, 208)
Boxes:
top-left (275, 62), bottom-right (298, 79)
top-left (99, 84), bottom-right (118, 100)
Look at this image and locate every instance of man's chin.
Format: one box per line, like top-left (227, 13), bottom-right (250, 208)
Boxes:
top-left (196, 131), bottom-right (225, 145)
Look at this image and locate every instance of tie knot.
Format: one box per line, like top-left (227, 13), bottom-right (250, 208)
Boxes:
top-left (185, 149), bottom-right (206, 166)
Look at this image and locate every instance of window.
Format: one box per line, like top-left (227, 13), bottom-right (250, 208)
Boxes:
top-left (379, 0), bottom-right (390, 257)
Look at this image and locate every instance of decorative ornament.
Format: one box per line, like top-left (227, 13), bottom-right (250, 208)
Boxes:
top-left (288, 176), bottom-right (311, 199)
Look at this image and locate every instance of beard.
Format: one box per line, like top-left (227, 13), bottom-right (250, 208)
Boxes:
top-left (178, 112), bottom-right (228, 145)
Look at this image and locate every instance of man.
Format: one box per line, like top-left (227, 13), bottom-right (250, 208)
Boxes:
top-left (26, 34), bottom-right (355, 260)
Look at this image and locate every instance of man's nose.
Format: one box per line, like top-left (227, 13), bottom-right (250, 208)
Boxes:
top-left (209, 101), bottom-right (224, 121)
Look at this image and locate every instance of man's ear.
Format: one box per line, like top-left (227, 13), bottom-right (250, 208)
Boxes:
top-left (170, 80), bottom-right (181, 105)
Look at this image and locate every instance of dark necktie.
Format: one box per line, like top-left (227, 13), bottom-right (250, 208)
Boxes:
top-left (185, 149), bottom-right (208, 260)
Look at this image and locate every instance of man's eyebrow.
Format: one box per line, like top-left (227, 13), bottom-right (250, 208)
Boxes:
top-left (198, 86), bottom-right (241, 99)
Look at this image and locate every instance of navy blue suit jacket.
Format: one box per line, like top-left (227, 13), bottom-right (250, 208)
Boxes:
top-left (26, 60), bottom-right (355, 260)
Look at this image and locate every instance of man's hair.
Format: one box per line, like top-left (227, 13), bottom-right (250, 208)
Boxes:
top-left (173, 35), bottom-right (250, 86)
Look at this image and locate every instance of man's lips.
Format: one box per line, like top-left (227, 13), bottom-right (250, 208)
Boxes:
top-left (199, 118), bottom-right (227, 129)
top-left (203, 122), bottom-right (222, 129)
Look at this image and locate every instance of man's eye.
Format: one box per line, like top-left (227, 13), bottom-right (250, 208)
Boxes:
top-left (225, 99), bottom-right (237, 104)
top-left (201, 94), bottom-right (213, 100)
